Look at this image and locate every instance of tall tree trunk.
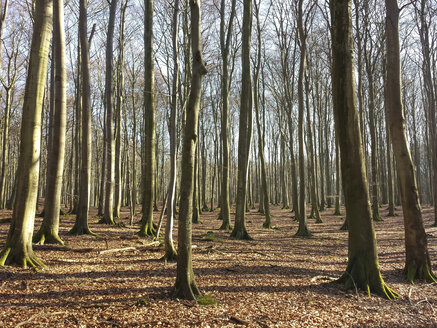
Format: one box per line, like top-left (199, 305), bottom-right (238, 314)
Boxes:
top-left (34, 0), bottom-right (66, 244)
top-left (0, 0), bottom-right (52, 268)
top-left (70, 0), bottom-right (94, 235)
top-left (173, 0), bottom-right (207, 301)
top-left (330, 0), bottom-right (398, 299)
top-left (139, 0), bottom-right (156, 236)
top-left (103, 0), bottom-right (117, 225)
top-left (231, 0), bottom-right (253, 240)
top-left (385, 0), bottom-right (436, 283)
top-left (164, 0), bottom-right (180, 261)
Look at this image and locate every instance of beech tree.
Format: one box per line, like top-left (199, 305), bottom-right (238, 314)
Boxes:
top-left (329, 0), bottom-right (398, 299)
top-left (173, 0), bottom-right (207, 300)
top-left (385, 0), bottom-right (436, 283)
top-left (34, 0), bottom-right (66, 245)
top-left (0, 0), bottom-right (52, 268)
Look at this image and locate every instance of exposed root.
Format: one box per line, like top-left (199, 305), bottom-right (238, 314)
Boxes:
top-left (68, 224), bottom-right (95, 236)
top-left (33, 230), bottom-right (64, 246)
top-left (138, 222), bottom-right (156, 237)
top-left (262, 221), bottom-right (272, 229)
top-left (162, 249), bottom-right (178, 262)
top-left (337, 257), bottom-right (399, 300)
top-left (173, 281), bottom-right (201, 301)
top-left (406, 262), bottom-right (437, 284)
top-left (0, 247), bottom-right (45, 269)
top-left (373, 215), bottom-right (384, 222)
top-left (334, 209), bottom-right (342, 216)
top-left (315, 217), bottom-right (324, 224)
top-left (98, 216), bottom-right (116, 225)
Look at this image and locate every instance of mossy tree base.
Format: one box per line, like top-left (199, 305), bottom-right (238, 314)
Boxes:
top-left (373, 215), bottom-right (384, 222)
top-left (282, 205), bottom-right (290, 210)
top-left (192, 212), bottom-right (200, 224)
top-left (337, 257), bottom-right (399, 300)
top-left (138, 221), bottom-right (156, 237)
top-left (98, 216), bottom-right (116, 225)
top-left (33, 229), bottom-right (64, 245)
top-left (162, 249), bottom-right (178, 262)
top-left (406, 262), bottom-right (437, 284)
top-left (219, 221), bottom-right (232, 231)
top-left (262, 220), bottom-right (272, 229)
top-left (173, 280), bottom-right (201, 301)
top-left (334, 210), bottom-right (342, 216)
top-left (315, 217), bottom-right (324, 224)
top-left (0, 241), bottom-right (45, 269)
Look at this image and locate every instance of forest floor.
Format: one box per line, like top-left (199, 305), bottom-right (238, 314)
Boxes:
top-left (0, 203), bottom-right (436, 328)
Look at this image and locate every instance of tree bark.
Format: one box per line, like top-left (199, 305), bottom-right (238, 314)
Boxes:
top-left (173, 0), bottom-right (207, 301)
top-left (385, 0), bottom-right (436, 283)
top-left (0, 0), bottom-right (52, 268)
top-left (329, 0), bottom-right (398, 299)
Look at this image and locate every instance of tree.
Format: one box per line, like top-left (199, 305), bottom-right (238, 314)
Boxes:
top-left (34, 0), bottom-right (66, 245)
top-left (139, 0), bottom-right (156, 236)
top-left (329, 0), bottom-right (398, 299)
top-left (69, 0), bottom-right (95, 236)
top-left (102, 0), bottom-right (117, 225)
top-left (163, 0), bottom-right (180, 261)
top-left (173, 0), bottom-right (207, 300)
top-left (218, 0), bottom-right (236, 231)
top-left (0, 0), bottom-right (52, 268)
top-left (231, 0), bottom-right (253, 240)
top-left (385, 0), bottom-right (436, 283)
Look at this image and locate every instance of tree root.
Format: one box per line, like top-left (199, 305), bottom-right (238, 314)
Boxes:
top-left (68, 224), bottom-right (95, 236)
top-left (0, 247), bottom-right (45, 269)
top-left (373, 215), bottom-right (384, 222)
top-left (406, 262), bottom-right (437, 284)
top-left (337, 257), bottom-right (399, 300)
top-left (262, 221), bottom-right (272, 229)
top-left (138, 222), bottom-right (156, 237)
top-left (315, 217), bottom-right (324, 224)
top-left (98, 216), bottom-right (116, 225)
top-left (294, 225), bottom-right (312, 237)
top-left (333, 209), bottom-right (342, 216)
top-left (219, 221), bottom-right (232, 231)
top-left (340, 219), bottom-right (348, 231)
top-left (162, 248), bottom-right (178, 262)
top-left (230, 228), bottom-right (253, 240)
top-left (33, 229), bottom-right (64, 246)
top-left (173, 281), bottom-right (201, 301)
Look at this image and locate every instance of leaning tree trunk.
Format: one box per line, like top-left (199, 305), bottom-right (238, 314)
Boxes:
top-left (0, 0), bottom-right (52, 268)
top-left (329, 0), bottom-right (398, 299)
top-left (70, 0), bottom-right (94, 236)
top-left (385, 0), bottom-right (436, 283)
top-left (230, 0), bottom-right (253, 240)
top-left (34, 0), bottom-right (66, 245)
top-left (139, 0), bottom-right (156, 236)
top-left (102, 0), bottom-right (117, 225)
top-left (173, 0), bottom-right (207, 301)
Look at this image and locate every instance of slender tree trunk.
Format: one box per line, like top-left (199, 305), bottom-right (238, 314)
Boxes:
top-left (139, 0), bottom-right (156, 236)
top-left (173, 0), bottom-right (207, 301)
top-left (385, 0), bottom-right (436, 283)
top-left (102, 0), bottom-right (117, 225)
top-left (231, 0), bottom-right (253, 240)
top-left (70, 0), bottom-right (94, 235)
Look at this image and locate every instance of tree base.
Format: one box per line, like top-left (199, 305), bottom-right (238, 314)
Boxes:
top-left (337, 257), bottom-right (399, 299)
top-left (334, 210), bottom-right (342, 216)
top-left (294, 225), bottom-right (312, 237)
top-left (282, 205), bottom-right (290, 210)
top-left (173, 280), bottom-right (201, 300)
top-left (33, 229), bottom-right (64, 245)
top-left (98, 217), bottom-right (116, 225)
top-left (340, 219), bottom-right (348, 231)
top-left (0, 246), bottom-right (45, 269)
top-left (315, 217), bottom-right (324, 224)
top-left (373, 215), bottom-right (384, 222)
top-left (406, 262), bottom-right (437, 284)
top-left (230, 228), bottom-right (253, 240)
top-left (217, 212), bottom-right (223, 220)
top-left (138, 222), bottom-right (156, 237)
top-left (219, 221), bottom-right (232, 231)
top-left (162, 248), bottom-right (178, 262)
top-left (262, 221), bottom-right (272, 229)
top-left (68, 224), bottom-right (95, 236)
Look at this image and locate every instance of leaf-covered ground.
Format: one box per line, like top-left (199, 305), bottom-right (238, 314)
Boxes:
top-left (0, 204), bottom-right (436, 327)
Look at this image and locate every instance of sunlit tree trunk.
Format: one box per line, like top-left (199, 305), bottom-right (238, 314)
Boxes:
top-left (34, 0), bottom-right (66, 244)
top-left (0, 0), bottom-right (52, 268)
